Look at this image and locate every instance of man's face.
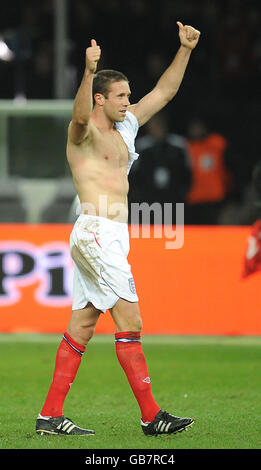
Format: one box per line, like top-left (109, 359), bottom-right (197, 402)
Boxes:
top-left (103, 80), bottom-right (131, 122)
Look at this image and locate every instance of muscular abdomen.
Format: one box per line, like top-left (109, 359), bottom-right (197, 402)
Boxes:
top-left (72, 159), bottom-right (129, 222)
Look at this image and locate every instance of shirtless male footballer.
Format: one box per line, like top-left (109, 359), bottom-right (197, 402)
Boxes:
top-left (36, 21), bottom-right (200, 436)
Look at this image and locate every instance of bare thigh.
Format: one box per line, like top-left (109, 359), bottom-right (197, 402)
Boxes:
top-left (110, 298), bottom-right (142, 333)
top-left (67, 302), bottom-right (101, 347)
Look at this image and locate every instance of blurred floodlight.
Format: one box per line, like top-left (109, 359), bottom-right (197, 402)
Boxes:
top-left (0, 38), bottom-right (14, 61)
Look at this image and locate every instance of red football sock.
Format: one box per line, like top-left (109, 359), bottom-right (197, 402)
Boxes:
top-left (115, 331), bottom-right (160, 423)
top-left (41, 332), bottom-right (85, 418)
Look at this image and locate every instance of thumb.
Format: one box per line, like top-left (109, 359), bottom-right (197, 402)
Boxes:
top-left (176, 21), bottom-right (183, 30)
top-left (91, 38), bottom-right (97, 47)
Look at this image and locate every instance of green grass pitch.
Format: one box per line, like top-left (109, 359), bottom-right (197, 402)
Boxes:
top-left (0, 334), bottom-right (260, 450)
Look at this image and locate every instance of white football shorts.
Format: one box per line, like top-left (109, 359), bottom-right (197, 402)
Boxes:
top-left (70, 214), bottom-right (138, 312)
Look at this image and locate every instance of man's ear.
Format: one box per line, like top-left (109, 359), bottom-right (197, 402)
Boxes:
top-left (94, 93), bottom-right (105, 106)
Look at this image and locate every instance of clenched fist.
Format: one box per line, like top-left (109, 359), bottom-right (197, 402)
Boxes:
top-left (86, 39), bottom-right (101, 73)
top-left (177, 22), bottom-right (200, 50)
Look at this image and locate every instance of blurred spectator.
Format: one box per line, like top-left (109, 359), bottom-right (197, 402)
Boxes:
top-left (0, 178), bottom-right (26, 222)
top-left (219, 160), bottom-right (261, 226)
top-left (26, 40), bottom-right (54, 98)
top-left (128, 111), bottom-right (192, 224)
top-left (40, 177), bottom-right (76, 223)
top-left (184, 116), bottom-right (237, 225)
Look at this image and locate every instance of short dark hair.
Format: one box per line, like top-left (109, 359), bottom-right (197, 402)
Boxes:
top-left (92, 69), bottom-right (129, 101)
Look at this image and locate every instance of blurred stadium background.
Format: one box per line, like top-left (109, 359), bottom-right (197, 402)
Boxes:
top-left (0, 0), bottom-right (261, 336)
top-left (1, 0), bottom-right (261, 453)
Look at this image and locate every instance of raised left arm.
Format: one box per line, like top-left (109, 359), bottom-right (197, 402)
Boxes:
top-left (129, 22), bottom-right (200, 127)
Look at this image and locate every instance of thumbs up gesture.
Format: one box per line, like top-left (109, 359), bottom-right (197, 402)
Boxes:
top-left (86, 39), bottom-right (101, 73)
top-left (177, 22), bottom-right (200, 50)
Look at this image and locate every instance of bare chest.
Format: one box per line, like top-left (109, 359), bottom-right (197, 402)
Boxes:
top-left (99, 130), bottom-right (129, 167)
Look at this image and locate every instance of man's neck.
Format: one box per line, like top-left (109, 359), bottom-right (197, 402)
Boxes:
top-left (92, 107), bottom-right (115, 132)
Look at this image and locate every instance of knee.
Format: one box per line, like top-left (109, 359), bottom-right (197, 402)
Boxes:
top-left (67, 305), bottom-right (100, 347)
top-left (67, 320), bottom-right (96, 347)
top-left (134, 315), bottom-right (143, 333)
top-left (117, 310), bottom-right (143, 333)
top-left (127, 304), bottom-right (143, 332)
top-left (111, 300), bottom-right (143, 333)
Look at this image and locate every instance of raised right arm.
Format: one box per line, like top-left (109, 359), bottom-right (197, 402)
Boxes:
top-left (68, 39), bottom-right (101, 144)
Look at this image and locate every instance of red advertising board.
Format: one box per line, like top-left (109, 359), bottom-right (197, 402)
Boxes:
top-left (0, 224), bottom-right (260, 335)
